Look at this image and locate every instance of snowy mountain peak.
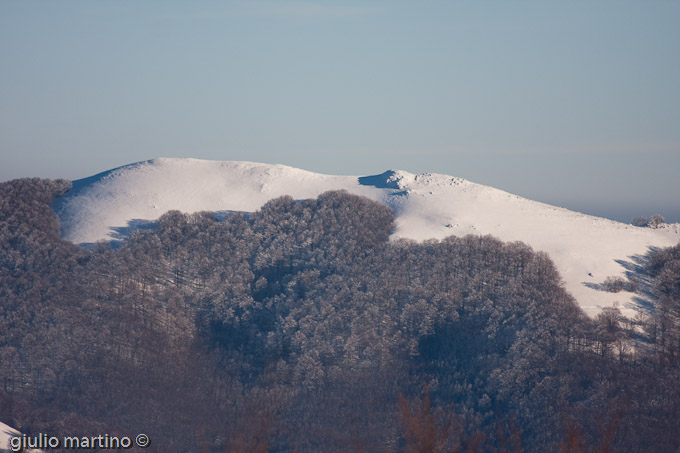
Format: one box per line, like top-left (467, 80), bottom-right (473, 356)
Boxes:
top-left (52, 158), bottom-right (680, 317)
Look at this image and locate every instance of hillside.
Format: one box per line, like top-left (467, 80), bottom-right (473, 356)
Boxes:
top-left (4, 175), bottom-right (680, 451)
top-left (53, 157), bottom-right (680, 316)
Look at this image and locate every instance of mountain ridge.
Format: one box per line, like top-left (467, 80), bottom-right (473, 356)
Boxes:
top-left (52, 157), bottom-right (680, 317)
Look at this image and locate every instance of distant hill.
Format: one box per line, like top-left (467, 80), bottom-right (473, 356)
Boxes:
top-left (53, 157), bottom-right (680, 316)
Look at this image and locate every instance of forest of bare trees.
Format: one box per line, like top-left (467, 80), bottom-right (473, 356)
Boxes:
top-left (1, 178), bottom-right (680, 452)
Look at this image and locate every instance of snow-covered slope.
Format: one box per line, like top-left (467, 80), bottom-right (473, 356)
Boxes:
top-left (0, 422), bottom-right (15, 452)
top-left (0, 421), bottom-right (42, 452)
top-left (53, 158), bottom-right (680, 317)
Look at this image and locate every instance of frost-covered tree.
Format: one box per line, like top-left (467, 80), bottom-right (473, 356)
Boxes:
top-left (649, 214), bottom-right (665, 228)
top-left (2, 180), bottom-right (680, 451)
top-left (632, 216), bottom-right (649, 227)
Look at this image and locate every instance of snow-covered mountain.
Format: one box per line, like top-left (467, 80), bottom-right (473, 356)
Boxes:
top-left (53, 158), bottom-right (680, 317)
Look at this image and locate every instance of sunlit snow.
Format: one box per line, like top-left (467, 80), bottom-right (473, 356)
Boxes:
top-left (53, 158), bottom-right (680, 317)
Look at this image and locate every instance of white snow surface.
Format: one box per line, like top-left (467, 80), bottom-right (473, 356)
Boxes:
top-left (0, 421), bottom-right (42, 452)
top-left (0, 422), bottom-right (15, 452)
top-left (53, 158), bottom-right (680, 317)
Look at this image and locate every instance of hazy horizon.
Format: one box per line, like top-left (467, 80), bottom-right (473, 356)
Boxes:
top-left (4, 153), bottom-right (676, 226)
top-left (2, 1), bottom-right (678, 223)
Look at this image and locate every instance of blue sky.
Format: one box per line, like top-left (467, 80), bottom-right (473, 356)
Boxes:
top-left (1, 1), bottom-right (678, 222)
